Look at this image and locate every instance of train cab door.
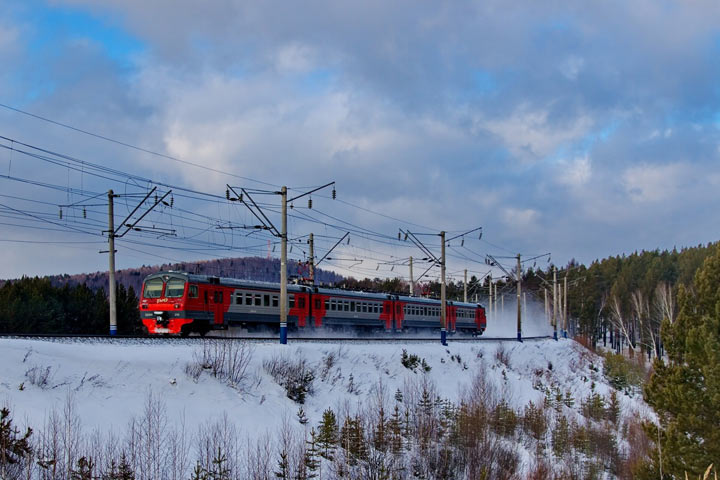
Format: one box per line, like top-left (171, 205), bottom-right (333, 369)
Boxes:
top-left (212, 290), bottom-right (224, 326)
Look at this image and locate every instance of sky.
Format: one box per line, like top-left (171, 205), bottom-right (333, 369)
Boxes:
top-left (1, 0), bottom-right (720, 283)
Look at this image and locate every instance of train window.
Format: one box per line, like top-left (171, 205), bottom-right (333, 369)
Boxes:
top-left (235, 293), bottom-right (242, 305)
top-left (254, 294), bottom-right (261, 306)
top-left (324, 300), bottom-right (330, 309)
top-left (298, 297), bottom-right (305, 309)
top-left (188, 285), bottom-right (199, 299)
top-left (143, 278), bottom-right (164, 298)
top-left (245, 293), bottom-right (252, 306)
top-left (214, 291), bottom-right (223, 303)
top-left (316, 299), bottom-right (322, 309)
top-left (264, 295), bottom-right (270, 307)
top-left (350, 301), bottom-right (355, 312)
top-left (289, 296), bottom-right (295, 309)
top-left (272, 296), bottom-right (279, 307)
top-left (362, 303), bottom-right (367, 313)
top-left (343, 302), bottom-right (349, 312)
top-left (166, 278), bottom-right (186, 298)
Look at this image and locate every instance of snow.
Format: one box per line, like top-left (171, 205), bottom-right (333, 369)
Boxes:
top-left (0, 335), bottom-right (652, 441)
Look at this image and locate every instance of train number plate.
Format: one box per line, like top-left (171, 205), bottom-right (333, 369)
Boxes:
top-left (155, 328), bottom-right (169, 333)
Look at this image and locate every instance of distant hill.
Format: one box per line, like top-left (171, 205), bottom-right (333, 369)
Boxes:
top-left (6, 256), bottom-right (345, 294)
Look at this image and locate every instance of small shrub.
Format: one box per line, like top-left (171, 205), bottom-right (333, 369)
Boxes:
top-left (25, 365), bottom-right (53, 388)
top-left (401, 349), bottom-right (420, 370)
top-left (495, 345), bottom-right (510, 367)
top-left (185, 340), bottom-right (255, 390)
top-left (263, 354), bottom-right (315, 404)
top-left (522, 401), bottom-right (548, 442)
top-left (581, 393), bottom-right (606, 422)
top-left (490, 401), bottom-right (518, 438)
top-left (603, 352), bottom-right (645, 393)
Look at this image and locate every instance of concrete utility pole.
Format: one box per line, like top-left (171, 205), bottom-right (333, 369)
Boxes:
top-left (563, 272), bottom-right (568, 338)
top-left (488, 273), bottom-right (493, 322)
top-left (280, 186), bottom-right (288, 344)
top-left (409, 256), bottom-right (414, 296)
top-left (440, 231), bottom-right (447, 346)
top-left (516, 254), bottom-right (522, 342)
top-left (464, 269), bottom-right (468, 303)
top-left (544, 288), bottom-right (549, 325)
top-left (308, 233), bottom-right (315, 284)
top-left (107, 190), bottom-right (117, 336)
top-left (553, 266), bottom-right (558, 341)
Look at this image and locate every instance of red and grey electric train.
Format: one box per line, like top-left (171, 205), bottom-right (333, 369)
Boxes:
top-left (139, 271), bottom-right (487, 336)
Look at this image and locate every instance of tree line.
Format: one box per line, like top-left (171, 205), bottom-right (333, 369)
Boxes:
top-left (0, 276), bottom-right (140, 334)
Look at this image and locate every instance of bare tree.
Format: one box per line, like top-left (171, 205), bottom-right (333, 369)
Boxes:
top-left (609, 295), bottom-right (636, 353)
top-left (654, 282), bottom-right (676, 325)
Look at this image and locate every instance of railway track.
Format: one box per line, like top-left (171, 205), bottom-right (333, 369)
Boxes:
top-left (0, 333), bottom-right (552, 343)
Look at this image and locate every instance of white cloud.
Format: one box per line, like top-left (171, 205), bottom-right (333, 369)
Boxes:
top-left (621, 163), bottom-right (686, 203)
top-left (501, 207), bottom-right (539, 230)
top-left (477, 106), bottom-right (593, 162)
top-left (557, 155), bottom-right (592, 187)
top-left (559, 55), bottom-right (585, 81)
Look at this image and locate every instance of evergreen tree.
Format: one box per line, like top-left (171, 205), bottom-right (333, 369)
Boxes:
top-left (275, 450), bottom-right (289, 479)
top-left (208, 446), bottom-right (231, 480)
top-left (297, 407), bottom-right (309, 425)
top-left (388, 405), bottom-right (404, 455)
top-left (190, 461), bottom-right (209, 480)
top-left (303, 428), bottom-right (320, 479)
top-left (70, 456), bottom-right (95, 480)
top-left (645, 245), bottom-right (720, 476)
top-left (317, 408), bottom-right (338, 460)
top-left (0, 407), bottom-right (33, 479)
top-left (339, 416), bottom-right (367, 464)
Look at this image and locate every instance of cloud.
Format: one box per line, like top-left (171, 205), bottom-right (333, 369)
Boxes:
top-left (1, 0), bottom-right (720, 278)
top-left (621, 163), bottom-right (686, 203)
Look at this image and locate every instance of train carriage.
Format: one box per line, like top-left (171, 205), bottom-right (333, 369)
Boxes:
top-left (139, 271), bottom-right (486, 336)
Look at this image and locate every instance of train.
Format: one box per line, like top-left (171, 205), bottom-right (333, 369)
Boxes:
top-left (139, 271), bottom-right (487, 336)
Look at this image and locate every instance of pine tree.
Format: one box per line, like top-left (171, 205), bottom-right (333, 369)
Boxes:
top-left (190, 461), bottom-right (209, 480)
top-left (70, 456), bottom-right (95, 480)
top-left (275, 450), bottom-right (289, 479)
top-left (388, 405), bottom-right (404, 455)
top-left (302, 428), bottom-right (320, 479)
top-left (0, 407), bottom-right (33, 479)
top-left (373, 407), bottom-right (387, 452)
top-left (208, 446), bottom-right (231, 480)
top-left (297, 407), bottom-right (309, 425)
top-left (317, 408), bottom-right (338, 460)
top-left (645, 245), bottom-right (720, 476)
top-left (340, 416), bottom-right (367, 464)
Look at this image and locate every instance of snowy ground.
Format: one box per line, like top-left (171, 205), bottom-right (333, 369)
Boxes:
top-left (0, 335), bottom-right (652, 440)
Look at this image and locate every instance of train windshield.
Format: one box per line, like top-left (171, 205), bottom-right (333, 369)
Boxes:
top-left (165, 278), bottom-right (186, 298)
top-left (143, 278), bottom-right (164, 298)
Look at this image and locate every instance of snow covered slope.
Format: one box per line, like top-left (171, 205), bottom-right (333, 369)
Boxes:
top-left (0, 337), bottom-right (650, 435)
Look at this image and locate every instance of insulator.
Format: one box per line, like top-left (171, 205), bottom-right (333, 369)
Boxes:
top-left (404, 232), bottom-right (408, 241)
top-left (308, 198), bottom-right (312, 209)
top-left (59, 208), bottom-right (62, 219)
top-left (479, 231), bottom-right (482, 240)
top-left (461, 237), bottom-right (464, 247)
top-left (398, 232), bottom-right (401, 240)
top-left (83, 207), bottom-right (87, 219)
top-left (290, 202), bottom-right (294, 209)
top-left (347, 236), bottom-right (350, 245)
top-left (226, 188), bottom-right (230, 200)
top-left (332, 188), bottom-right (336, 200)
top-left (154, 193), bottom-right (158, 204)
top-left (239, 193), bottom-right (243, 202)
